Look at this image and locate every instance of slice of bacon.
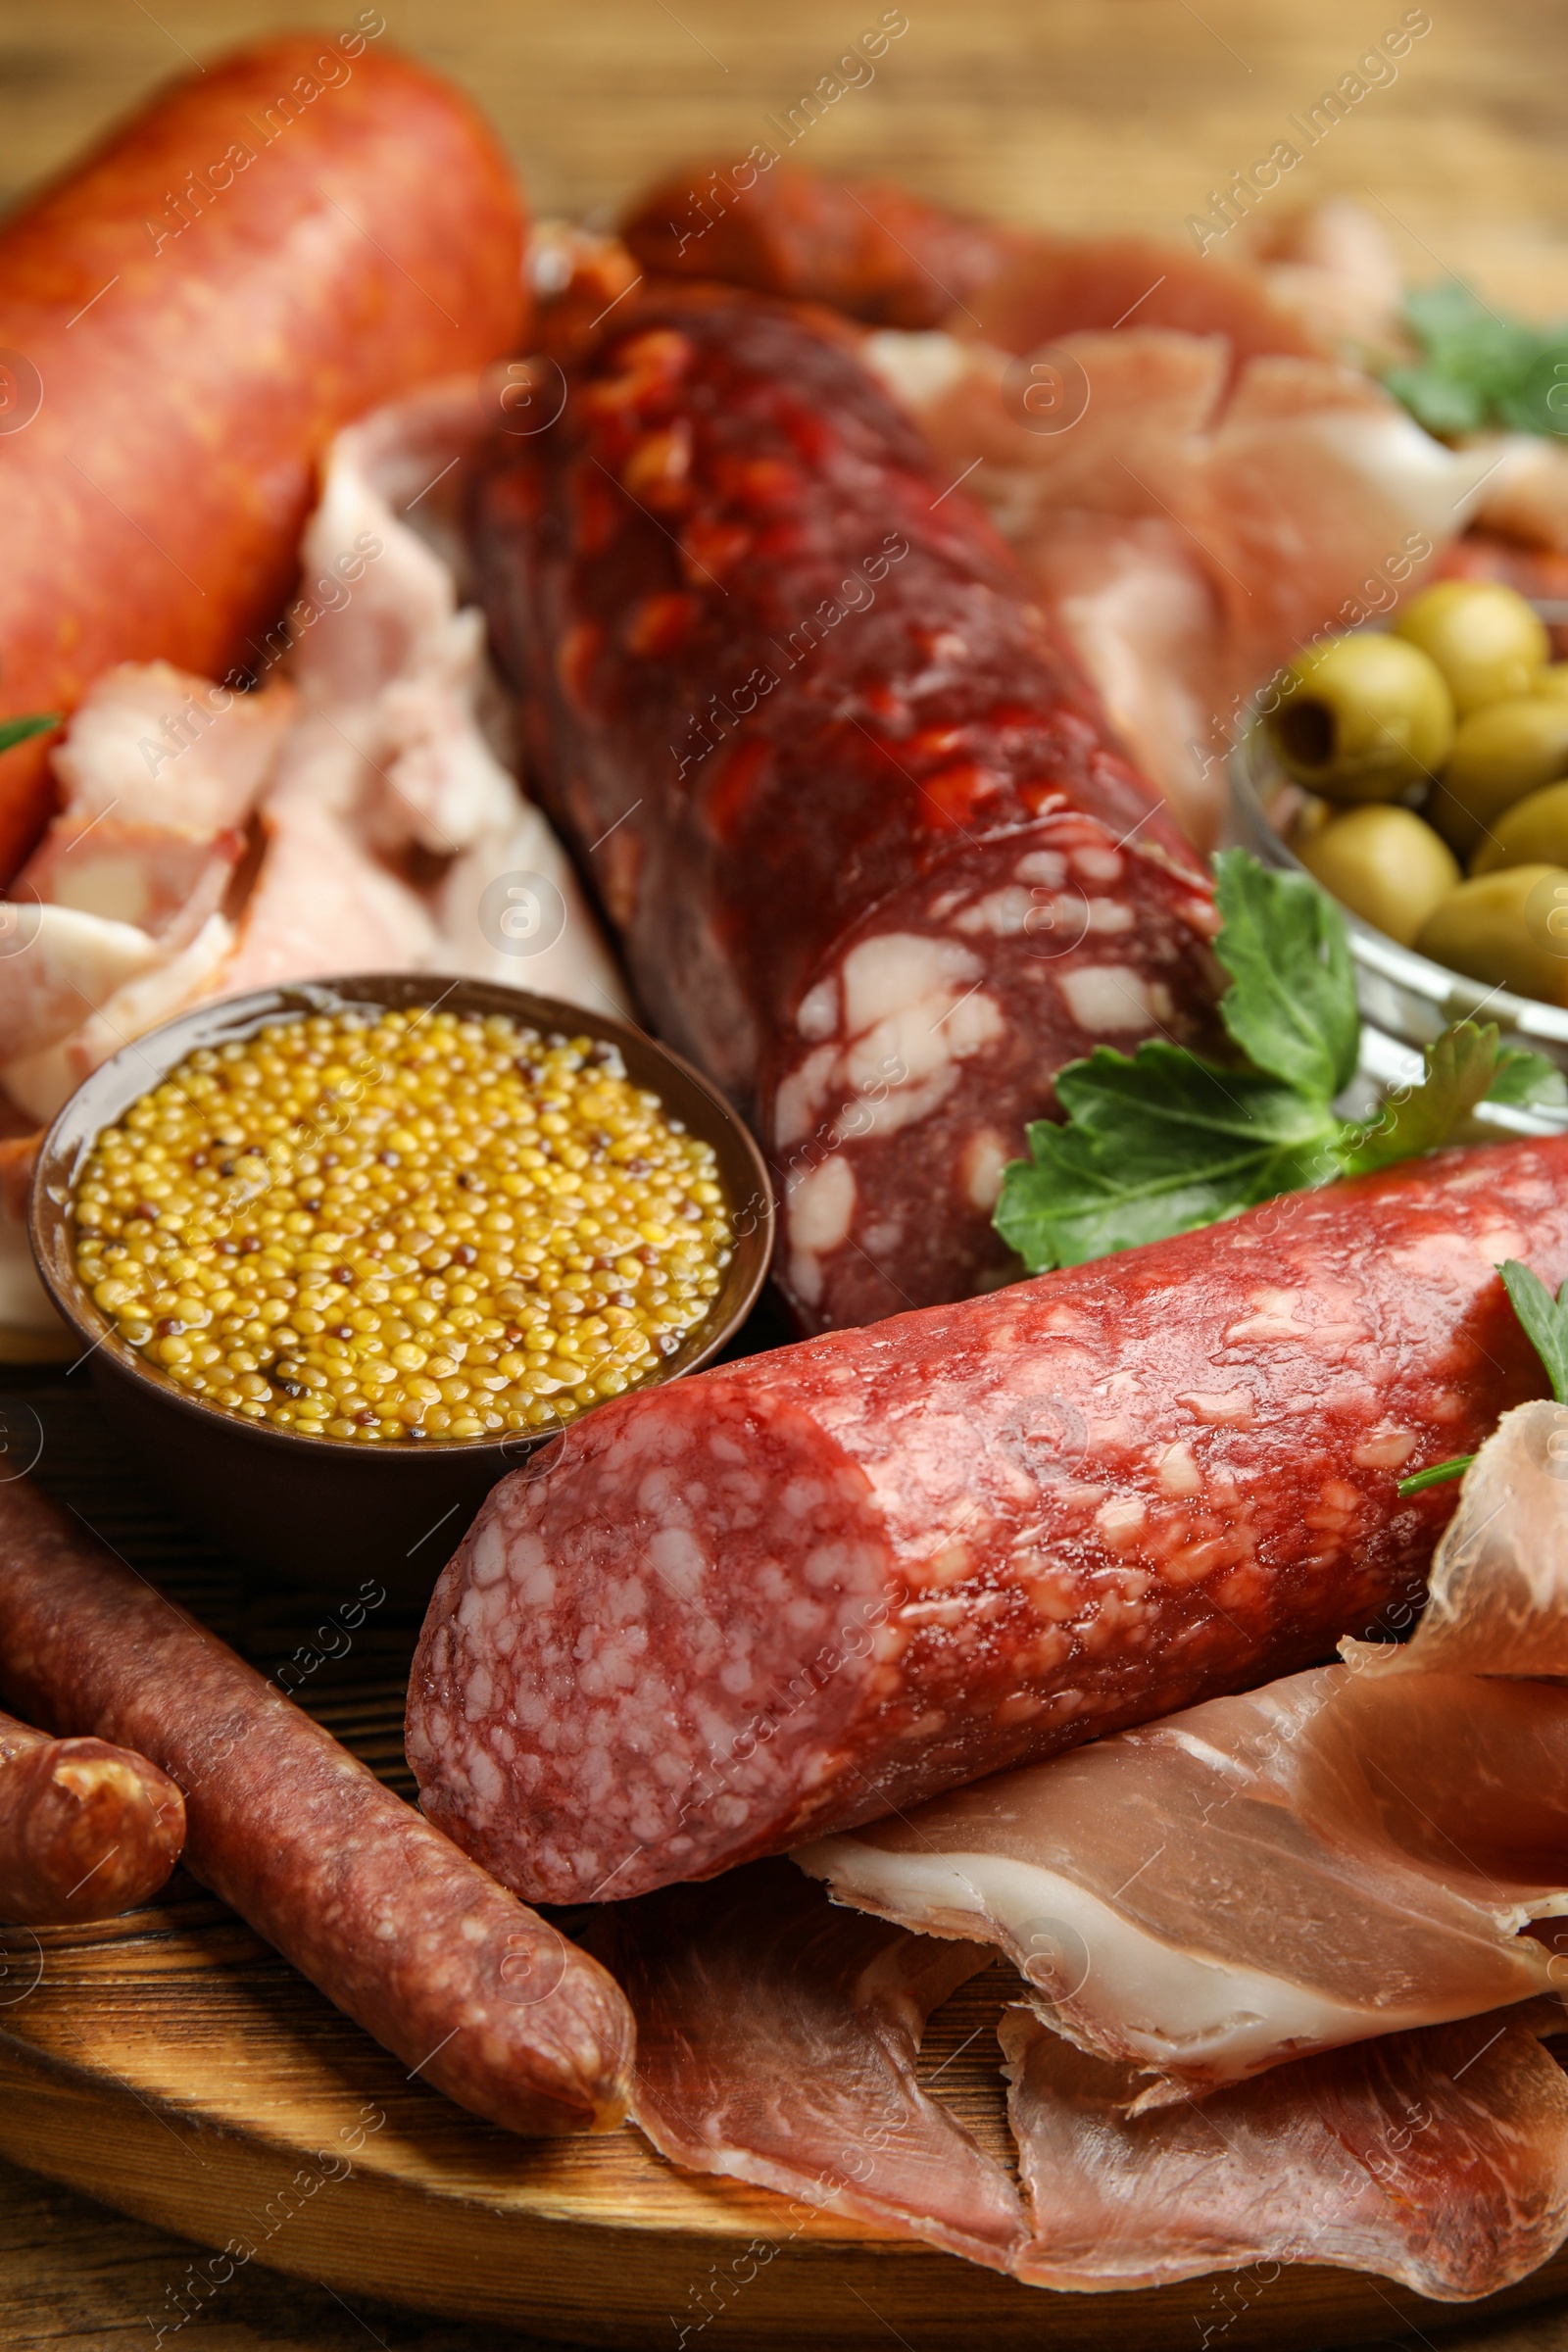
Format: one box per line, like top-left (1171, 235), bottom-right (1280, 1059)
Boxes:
top-left (590, 1859), bottom-right (1027, 2273)
top-left (1003, 1998), bottom-right (1568, 2300)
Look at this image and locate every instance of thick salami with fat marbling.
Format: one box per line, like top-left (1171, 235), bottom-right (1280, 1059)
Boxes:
top-left (0, 1479), bottom-right (632, 2133)
top-left (468, 283), bottom-right (1222, 1331)
top-left (409, 1136), bottom-right (1568, 1904)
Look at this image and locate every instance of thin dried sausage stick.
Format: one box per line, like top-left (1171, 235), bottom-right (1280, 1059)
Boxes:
top-left (620, 160), bottom-right (1013, 329)
top-left (0, 1705), bottom-right (184, 1924)
top-left (409, 1135), bottom-right (1568, 1904)
top-left (0, 1479), bottom-right (632, 2132)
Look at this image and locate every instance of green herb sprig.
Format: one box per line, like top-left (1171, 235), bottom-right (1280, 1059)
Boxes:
top-left (0, 713), bottom-right (60, 756)
top-left (1383, 282), bottom-right (1568, 441)
top-left (994, 851), bottom-right (1564, 1277)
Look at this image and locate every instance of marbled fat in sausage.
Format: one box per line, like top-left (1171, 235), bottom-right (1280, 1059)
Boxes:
top-left (0, 1479), bottom-right (632, 2132)
top-left (0, 1705), bottom-right (184, 1924)
top-left (409, 1136), bottom-right (1568, 1904)
top-left (0, 31), bottom-right (526, 881)
top-left (468, 284), bottom-right (1221, 1332)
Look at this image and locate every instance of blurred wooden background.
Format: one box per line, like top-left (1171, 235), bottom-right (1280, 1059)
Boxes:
top-left (3, 2), bottom-right (1568, 2344)
top-left (2, 0), bottom-right (1568, 310)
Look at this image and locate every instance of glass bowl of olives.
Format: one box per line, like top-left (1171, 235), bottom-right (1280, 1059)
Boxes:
top-left (1230, 578), bottom-right (1568, 1130)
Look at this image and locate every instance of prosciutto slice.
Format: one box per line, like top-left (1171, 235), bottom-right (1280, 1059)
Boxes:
top-left (1004, 1997), bottom-right (1568, 2298)
top-left (591, 1845), bottom-right (1568, 2304)
top-left (798, 1400), bottom-right (1568, 2105)
top-left (590, 1859), bottom-right (1027, 2273)
top-left (864, 322), bottom-right (1497, 851)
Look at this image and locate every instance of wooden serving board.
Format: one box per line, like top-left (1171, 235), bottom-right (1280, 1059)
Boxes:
top-left (0, 1369), bottom-right (1564, 2351)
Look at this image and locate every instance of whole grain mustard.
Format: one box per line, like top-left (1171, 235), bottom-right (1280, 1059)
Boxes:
top-left (70, 1007), bottom-right (733, 1444)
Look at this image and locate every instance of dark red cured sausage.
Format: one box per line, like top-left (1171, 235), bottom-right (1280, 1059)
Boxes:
top-left (0, 1705), bottom-right (184, 1923)
top-left (0, 30), bottom-right (526, 883)
top-left (0, 1479), bottom-right (632, 2133)
top-left (468, 284), bottom-right (1222, 1331)
top-left (619, 161), bottom-right (1317, 365)
top-left (620, 161), bottom-right (1013, 330)
top-left (408, 1136), bottom-right (1568, 1904)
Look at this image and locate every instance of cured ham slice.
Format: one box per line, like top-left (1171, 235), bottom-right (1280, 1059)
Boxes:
top-left (590, 1843), bottom-right (1568, 2305)
top-left (1003, 1997), bottom-right (1568, 2298)
top-left (1013, 513), bottom-right (1223, 845)
top-left (591, 1858), bottom-right (1026, 2271)
top-left (47, 659), bottom-right (292, 836)
top-left (964, 235), bottom-right (1317, 374)
top-left (1345, 1396), bottom-right (1568, 1680)
top-left (1244, 200), bottom-right (1407, 365)
top-left (264, 377), bottom-right (629, 1009)
top-left (864, 325), bottom-right (1496, 849)
top-left (800, 1669), bottom-right (1568, 2103)
top-left (0, 903), bottom-right (161, 1064)
top-left (798, 1400), bottom-right (1568, 2104)
top-left (217, 798), bottom-right (435, 996)
top-left (3, 913), bottom-right (234, 1126)
top-left (16, 818), bottom-right (241, 939)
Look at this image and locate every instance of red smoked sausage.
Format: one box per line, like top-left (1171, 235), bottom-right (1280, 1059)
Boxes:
top-left (0, 1479), bottom-right (632, 2132)
top-left (469, 285), bottom-right (1222, 1331)
top-left (0, 1705), bottom-right (183, 1924)
top-left (408, 1136), bottom-right (1568, 1904)
top-left (0, 26), bottom-right (526, 882)
top-left (620, 160), bottom-right (1013, 329)
top-left (619, 161), bottom-right (1317, 363)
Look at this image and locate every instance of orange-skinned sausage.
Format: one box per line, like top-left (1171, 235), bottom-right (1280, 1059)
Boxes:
top-left (0, 25), bottom-right (527, 881)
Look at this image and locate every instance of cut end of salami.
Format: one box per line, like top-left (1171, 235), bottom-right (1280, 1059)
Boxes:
top-left (765, 811), bottom-right (1221, 1330)
top-left (409, 1136), bottom-right (1568, 1907)
top-left (408, 1385), bottom-right (893, 1903)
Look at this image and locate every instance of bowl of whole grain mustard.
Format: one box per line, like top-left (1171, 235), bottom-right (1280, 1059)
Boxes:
top-left (29, 975), bottom-right (772, 1587)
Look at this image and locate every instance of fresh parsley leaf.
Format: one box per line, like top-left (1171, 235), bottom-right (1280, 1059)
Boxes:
top-left (0, 713), bottom-right (58, 756)
top-left (994, 852), bottom-right (1568, 1280)
top-left (1384, 281), bottom-right (1568, 441)
top-left (1336, 1021), bottom-right (1504, 1176)
top-left (993, 1043), bottom-right (1341, 1273)
top-left (1486, 1047), bottom-right (1568, 1109)
top-left (1211, 848), bottom-right (1359, 1102)
top-left (1498, 1260), bottom-right (1568, 1404)
top-left (1499, 334), bottom-right (1568, 437)
top-left (1396, 1454), bottom-right (1476, 1496)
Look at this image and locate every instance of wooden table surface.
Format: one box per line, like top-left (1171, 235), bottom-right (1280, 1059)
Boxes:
top-left (4, 1), bottom-right (1568, 2343)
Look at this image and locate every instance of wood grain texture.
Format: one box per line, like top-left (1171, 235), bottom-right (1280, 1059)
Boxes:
top-left (1, 0), bottom-right (1568, 310)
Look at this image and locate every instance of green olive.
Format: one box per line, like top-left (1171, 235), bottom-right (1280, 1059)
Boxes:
top-left (1427, 695), bottom-right (1568, 858)
top-left (1415, 864), bottom-right (1568, 1006)
top-left (1295, 805), bottom-right (1460, 947)
top-left (1267, 633), bottom-right (1454, 803)
top-left (1394, 579), bottom-right (1549, 714)
top-left (1471, 778), bottom-right (1568, 876)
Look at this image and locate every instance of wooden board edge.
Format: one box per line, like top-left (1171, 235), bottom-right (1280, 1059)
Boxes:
top-left (5, 2034), bottom-right (1568, 2351)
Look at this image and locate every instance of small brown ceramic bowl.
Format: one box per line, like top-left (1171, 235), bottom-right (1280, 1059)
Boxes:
top-left (29, 973), bottom-right (773, 1593)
